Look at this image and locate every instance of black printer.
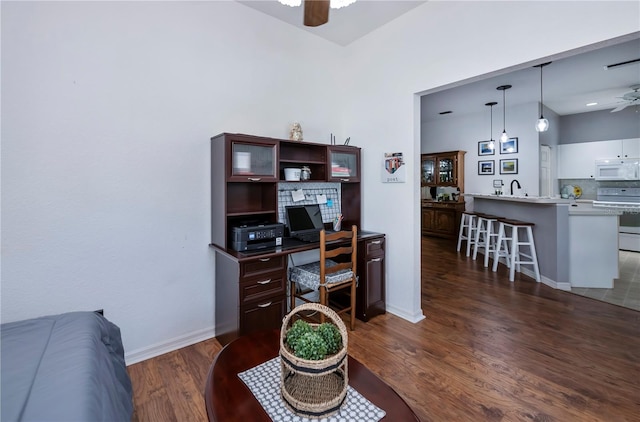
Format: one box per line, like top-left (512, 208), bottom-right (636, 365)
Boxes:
top-left (230, 223), bottom-right (284, 252)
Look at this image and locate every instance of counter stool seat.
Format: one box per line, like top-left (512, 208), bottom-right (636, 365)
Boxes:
top-left (457, 211), bottom-right (479, 257)
top-left (472, 213), bottom-right (501, 268)
top-left (493, 218), bottom-right (540, 282)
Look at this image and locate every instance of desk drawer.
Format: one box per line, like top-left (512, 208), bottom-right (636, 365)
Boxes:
top-left (240, 296), bottom-right (287, 336)
top-left (364, 237), bottom-right (385, 256)
top-left (240, 272), bottom-right (286, 303)
top-left (240, 256), bottom-right (285, 279)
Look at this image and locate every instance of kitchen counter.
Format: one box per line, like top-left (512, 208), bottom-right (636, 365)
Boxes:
top-left (567, 201), bottom-right (623, 216)
top-left (470, 195), bottom-right (619, 290)
top-left (464, 193), bottom-right (568, 204)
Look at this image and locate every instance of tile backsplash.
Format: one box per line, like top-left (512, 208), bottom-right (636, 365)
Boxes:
top-left (558, 179), bottom-right (640, 200)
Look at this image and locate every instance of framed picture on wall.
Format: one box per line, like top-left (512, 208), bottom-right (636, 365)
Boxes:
top-left (478, 141), bottom-right (495, 156)
top-left (478, 160), bottom-right (495, 175)
top-left (500, 159), bottom-right (518, 174)
top-left (500, 137), bottom-right (518, 154)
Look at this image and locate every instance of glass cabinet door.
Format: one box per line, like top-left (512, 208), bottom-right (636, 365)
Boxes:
top-left (230, 141), bottom-right (277, 180)
top-left (328, 147), bottom-right (360, 182)
top-left (422, 157), bottom-right (436, 185)
top-left (438, 157), bottom-right (455, 184)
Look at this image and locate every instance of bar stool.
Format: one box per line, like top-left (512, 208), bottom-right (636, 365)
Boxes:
top-left (491, 218), bottom-right (512, 272)
top-left (472, 213), bottom-right (500, 268)
top-left (493, 218), bottom-right (541, 282)
top-left (456, 211), bottom-right (479, 257)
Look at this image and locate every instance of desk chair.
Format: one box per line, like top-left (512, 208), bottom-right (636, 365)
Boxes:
top-left (288, 225), bottom-right (357, 330)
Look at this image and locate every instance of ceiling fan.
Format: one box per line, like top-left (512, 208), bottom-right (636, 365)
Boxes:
top-left (278, 0), bottom-right (356, 27)
top-left (304, 0), bottom-right (330, 26)
top-left (610, 84), bottom-right (640, 112)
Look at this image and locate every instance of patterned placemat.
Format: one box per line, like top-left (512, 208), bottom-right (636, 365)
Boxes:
top-left (238, 357), bottom-right (386, 422)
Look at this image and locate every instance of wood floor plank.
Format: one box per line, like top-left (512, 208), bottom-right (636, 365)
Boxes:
top-left (154, 350), bottom-right (209, 422)
top-left (128, 236), bottom-right (640, 421)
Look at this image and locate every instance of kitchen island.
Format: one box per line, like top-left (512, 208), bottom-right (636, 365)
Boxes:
top-left (465, 194), bottom-right (621, 290)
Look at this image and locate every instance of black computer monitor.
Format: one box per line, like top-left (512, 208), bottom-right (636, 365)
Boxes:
top-left (285, 204), bottom-right (324, 238)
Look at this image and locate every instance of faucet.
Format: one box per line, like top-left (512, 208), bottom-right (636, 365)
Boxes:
top-left (510, 179), bottom-right (521, 195)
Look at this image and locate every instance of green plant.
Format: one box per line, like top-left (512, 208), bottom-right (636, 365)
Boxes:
top-left (285, 319), bottom-right (343, 360)
top-left (294, 331), bottom-right (328, 360)
top-left (316, 323), bottom-right (342, 355)
top-left (286, 319), bottom-right (313, 350)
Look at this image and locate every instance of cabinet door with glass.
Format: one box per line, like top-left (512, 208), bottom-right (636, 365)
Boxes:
top-left (437, 154), bottom-right (457, 186)
top-left (227, 137), bottom-right (278, 182)
top-left (421, 156), bottom-right (436, 186)
top-left (421, 151), bottom-right (465, 189)
top-left (328, 146), bottom-right (360, 182)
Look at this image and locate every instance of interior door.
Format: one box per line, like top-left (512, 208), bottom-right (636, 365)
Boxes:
top-left (539, 144), bottom-right (552, 197)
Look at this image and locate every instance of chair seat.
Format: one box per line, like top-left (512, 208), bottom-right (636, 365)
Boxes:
top-left (289, 259), bottom-right (354, 291)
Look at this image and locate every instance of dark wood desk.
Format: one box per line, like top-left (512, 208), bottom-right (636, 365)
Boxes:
top-left (212, 231), bottom-right (386, 346)
top-left (205, 329), bottom-right (419, 421)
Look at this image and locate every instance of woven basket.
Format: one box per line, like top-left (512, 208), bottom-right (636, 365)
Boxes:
top-left (280, 303), bottom-right (349, 418)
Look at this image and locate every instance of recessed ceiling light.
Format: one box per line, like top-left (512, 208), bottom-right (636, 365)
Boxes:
top-left (439, 111), bottom-right (453, 115)
top-left (586, 102), bottom-right (598, 107)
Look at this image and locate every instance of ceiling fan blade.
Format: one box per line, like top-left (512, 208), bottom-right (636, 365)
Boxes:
top-left (610, 104), bottom-right (629, 113)
top-left (304, 0), bottom-right (329, 27)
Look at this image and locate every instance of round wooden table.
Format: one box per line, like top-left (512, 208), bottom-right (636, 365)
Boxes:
top-left (205, 329), bottom-right (420, 421)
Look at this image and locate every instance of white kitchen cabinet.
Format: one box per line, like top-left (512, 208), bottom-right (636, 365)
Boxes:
top-left (557, 141), bottom-right (610, 179)
top-left (620, 138), bottom-right (640, 158)
top-left (557, 138), bottom-right (640, 179)
top-left (568, 207), bottom-right (620, 288)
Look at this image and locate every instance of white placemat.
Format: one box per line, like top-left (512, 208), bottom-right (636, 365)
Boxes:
top-left (238, 357), bottom-right (386, 422)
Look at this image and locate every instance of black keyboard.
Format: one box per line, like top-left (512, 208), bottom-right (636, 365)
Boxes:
top-left (296, 233), bottom-right (320, 243)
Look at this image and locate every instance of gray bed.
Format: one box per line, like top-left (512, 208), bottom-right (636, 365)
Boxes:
top-left (1, 311), bottom-right (133, 421)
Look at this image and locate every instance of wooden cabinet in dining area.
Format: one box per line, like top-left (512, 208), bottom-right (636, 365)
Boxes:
top-left (421, 150), bottom-right (465, 188)
top-left (421, 200), bottom-right (465, 239)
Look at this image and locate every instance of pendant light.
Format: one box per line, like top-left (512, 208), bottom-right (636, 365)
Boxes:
top-left (534, 62), bottom-right (551, 132)
top-left (496, 85), bottom-right (512, 143)
top-left (485, 102), bottom-right (497, 150)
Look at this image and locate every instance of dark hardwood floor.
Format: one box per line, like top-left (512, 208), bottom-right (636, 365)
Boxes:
top-left (128, 236), bottom-right (640, 421)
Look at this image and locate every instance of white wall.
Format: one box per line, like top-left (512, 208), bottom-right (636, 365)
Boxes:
top-left (422, 102), bottom-right (541, 196)
top-left (341, 0), bottom-right (638, 323)
top-left (1, 1), bottom-right (345, 362)
top-left (2, 0), bottom-right (639, 362)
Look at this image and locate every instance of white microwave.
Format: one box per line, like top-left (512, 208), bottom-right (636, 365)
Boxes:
top-left (595, 158), bottom-right (640, 180)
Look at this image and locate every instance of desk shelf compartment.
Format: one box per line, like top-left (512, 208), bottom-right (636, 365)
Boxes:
top-left (279, 141), bottom-right (327, 182)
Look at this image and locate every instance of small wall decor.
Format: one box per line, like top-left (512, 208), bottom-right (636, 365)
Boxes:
top-left (500, 159), bottom-right (518, 174)
top-left (500, 137), bottom-right (518, 154)
top-left (382, 152), bottom-right (405, 183)
top-left (289, 122), bottom-right (303, 141)
top-left (478, 141), bottom-right (495, 156)
top-left (478, 160), bottom-right (495, 175)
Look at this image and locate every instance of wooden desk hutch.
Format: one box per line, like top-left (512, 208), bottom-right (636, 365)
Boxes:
top-left (210, 133), bottom-right (385, 346)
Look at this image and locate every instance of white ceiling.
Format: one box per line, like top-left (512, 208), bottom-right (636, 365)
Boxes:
top-left (238, 1), bottom-right (640, 117)
top-left (237, 0), bottom-right (426, 46)
top-left (421, 37), bottom-right (640, 120)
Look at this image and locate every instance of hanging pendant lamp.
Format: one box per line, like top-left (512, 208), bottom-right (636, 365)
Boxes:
top-left (485, 102), bottom-right (497, 150)
top-left (496, 85), bottom-right (512, 143)
top-left (534, 62), bottom-right (551, 132)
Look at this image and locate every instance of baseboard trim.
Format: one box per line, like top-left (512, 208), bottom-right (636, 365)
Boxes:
top-left (125, 326), bottom-right (216, 365)
top-left (386, 304), bottom-right (426, 323)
